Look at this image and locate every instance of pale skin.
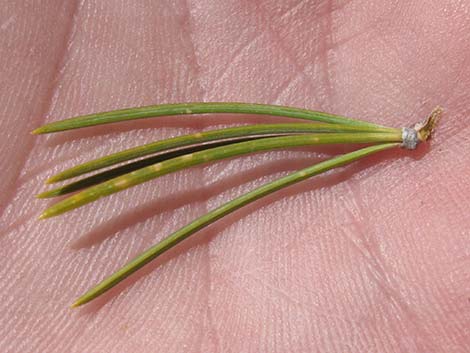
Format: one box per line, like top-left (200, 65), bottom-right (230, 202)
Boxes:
top-left (1, 1), bottom-right (469, 352)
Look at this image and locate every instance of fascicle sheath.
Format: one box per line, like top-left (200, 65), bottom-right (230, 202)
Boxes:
top-left (71, 142), bottom-right (399, 307)
top-left (39, 132), bottom-right (401, 219)
top-left (47, 123), bottom-right (401, 183)
top-left (32, 102), bottom-right (396, 134)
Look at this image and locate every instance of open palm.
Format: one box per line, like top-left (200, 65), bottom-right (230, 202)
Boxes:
top-left (1, 1), bottom-right (469, 352)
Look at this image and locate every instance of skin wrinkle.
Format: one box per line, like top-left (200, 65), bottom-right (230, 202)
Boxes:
top-left (261, 1), bottom-right (341, 110)
top-left (2, 1), bottom-right (470, 352)
top-left (279, 0), bottom-right (354, 22)
top-left (340, 184), bottom-right (433, 351)
top-left (1, 211), bottom-right (37, 237)
top-left (387, 7), bottom-right (461, 102)
top-left (180, 1), bottom-right (219, 351)
top-left (315, 0), bottom-right (336, 106)
top-left (278, 0), bottom-right (306, 20)
top-left (323, 1), bottom-right (403, 57)
top-left (377, 38), bottom-right (429, 100)
top-left (69, 156), bottom-right (319, 251)
top-left (0, 1), bottom-right (82, 218)
top-left (18, 144), bottom-right (99, 185)
top-left (277, 0), bottom-right (355, 76)
top-left (231, 271), bottom-right (318, 351)
top-left (209, 32), bottom-right (265, 89)
top-left (341, 182), bottom-right (418, 351)
top-left (246, 38), bottom-right (307, 104)
top-left (429, 273), bottom-right (467, 349)
top-left (214, 270), bottom-right (313, 351)
top-left (190, 153), bottom-right (405, 351)
top-left (4, 2), bottom-right (208, 350)
top-left (269, 70), bottom-right (305, 104)
top-left (221, 186), bottom-right (328, 280)
top-left (203, 25), bottom-right (257, 88)
top-left (253, 1), bottom-right (337, 108)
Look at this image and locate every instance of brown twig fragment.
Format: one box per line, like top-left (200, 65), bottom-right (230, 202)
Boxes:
top-left (401, 106), bottom-right (443, 150)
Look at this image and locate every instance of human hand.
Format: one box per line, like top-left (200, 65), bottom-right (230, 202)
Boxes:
top-left (1, 1), bottom-right (469, 352)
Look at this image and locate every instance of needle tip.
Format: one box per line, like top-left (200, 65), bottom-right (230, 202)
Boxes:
top-left (38, 211), bottom-right (53, 220)
top-left (70, 300), bottom-right (81, 308)
top-left (31, 128), bottom-right (44, 135)
top-left (70, 294), bottom-right (91, 308)
top-left (46, 176), bottom-right (61, 184)
top-left (36, 191), bottom-right (54, 199)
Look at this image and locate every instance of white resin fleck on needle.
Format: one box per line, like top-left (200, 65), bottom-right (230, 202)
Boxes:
top-left (114, 179), bottom-right (130, 188)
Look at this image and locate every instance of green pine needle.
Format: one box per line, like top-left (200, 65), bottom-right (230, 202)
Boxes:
top-left (37, 136), bottom-right (272, 198)
top-left (70, 142), bottom-right (399, 307)
top-left (38, 132), bottom-right (401, 219)
top-left (32, 102), bottom-right (396, 134)
top-left (31, 102), bottom-right (442, 308)
top-left (47, 122), bottom-right (395, 183)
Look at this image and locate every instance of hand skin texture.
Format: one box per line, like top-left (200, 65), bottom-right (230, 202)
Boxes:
top-left (1, 1), bottom-right (470, 352)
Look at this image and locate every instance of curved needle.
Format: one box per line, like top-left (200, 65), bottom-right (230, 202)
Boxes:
top-left (32, 102), bottom-right (396, 134)
top-left (37, 136), bottom-right (273, 198)
top-left (47, 122), bottom-right (400, 183)
top-left (71, 142), bottom-right (399, 307)
top-left (39, 132), bottom-right (401, 219)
